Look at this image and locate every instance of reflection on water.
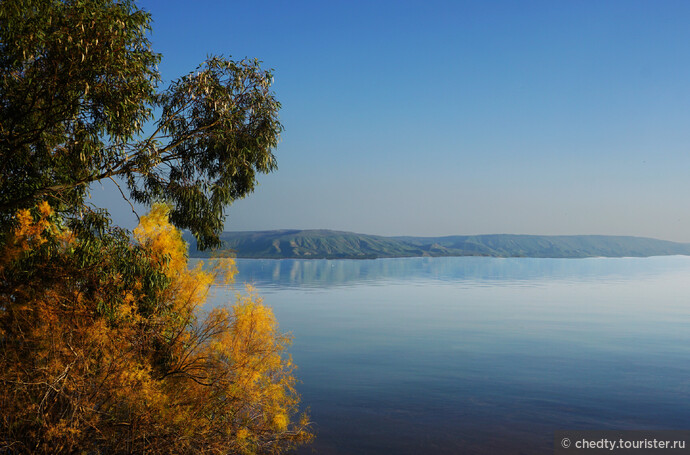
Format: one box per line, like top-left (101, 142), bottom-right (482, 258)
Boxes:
top-left (207, 256), bottom-right (690, 290)
top-left (204, 256), bottom-right (690, 455)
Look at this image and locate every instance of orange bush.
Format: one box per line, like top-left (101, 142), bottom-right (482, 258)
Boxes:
top-left (0, 203), bottom-right (311, 454)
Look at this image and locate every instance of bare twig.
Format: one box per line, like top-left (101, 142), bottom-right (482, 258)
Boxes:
top-left (108, 176), bottom-right (139, 222)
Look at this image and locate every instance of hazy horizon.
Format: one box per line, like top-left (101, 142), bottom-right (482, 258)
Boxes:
top-left (90, 0), bottom-right (690, 243)
top-left (197, 226), bottom-right (690, 243)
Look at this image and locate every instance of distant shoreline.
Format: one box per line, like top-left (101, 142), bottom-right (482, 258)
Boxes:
top-left (184, 230), bottom-right (690, 260)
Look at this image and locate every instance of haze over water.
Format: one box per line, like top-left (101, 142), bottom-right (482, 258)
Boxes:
top-left (205, 256), bottom-right (690, 454)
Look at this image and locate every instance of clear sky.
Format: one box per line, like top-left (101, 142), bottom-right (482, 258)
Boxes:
top-left (90, 0), bottom-right (690, 241)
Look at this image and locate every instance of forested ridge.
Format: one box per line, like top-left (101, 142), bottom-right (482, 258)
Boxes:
top-left (186, 230), bottom-right (690, 259)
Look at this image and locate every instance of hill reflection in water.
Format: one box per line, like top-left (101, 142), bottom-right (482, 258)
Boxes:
top-left (197, 256), bottom-right (690, 290)
top-left (198, 256), bottom-right (690, 455)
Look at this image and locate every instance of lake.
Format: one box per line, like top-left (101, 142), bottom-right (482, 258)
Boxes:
top-left (204, 256), bottom-right (690, 454)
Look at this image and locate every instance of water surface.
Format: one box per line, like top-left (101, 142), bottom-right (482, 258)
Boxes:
top-left (205, 256), bottom-right (690, 454)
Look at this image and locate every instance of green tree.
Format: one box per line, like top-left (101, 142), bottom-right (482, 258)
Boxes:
top-left (0, 0), bottom-right (312, 453)
top-left (0, 0), bottom-right (281, 249)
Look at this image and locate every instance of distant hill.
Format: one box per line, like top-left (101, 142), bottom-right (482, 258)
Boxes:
top-left (184, 230), bottom-right (690, 259)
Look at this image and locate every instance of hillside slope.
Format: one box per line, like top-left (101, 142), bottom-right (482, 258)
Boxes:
top-left (185, 230), bottom-right (690, 259)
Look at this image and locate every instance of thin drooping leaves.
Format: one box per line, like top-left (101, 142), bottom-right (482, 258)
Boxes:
top-left (0, 0), bottom-right (281, 249)
top-left (0, 1), bottom-right (310, 453)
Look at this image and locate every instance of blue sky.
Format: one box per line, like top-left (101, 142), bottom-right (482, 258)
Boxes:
top-left (91, 0), bottom-right (690, 241)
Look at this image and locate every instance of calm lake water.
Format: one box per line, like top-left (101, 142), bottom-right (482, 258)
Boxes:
top-left (204, 256), bottom-right (690, 454)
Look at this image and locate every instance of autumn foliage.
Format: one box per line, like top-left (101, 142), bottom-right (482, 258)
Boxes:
top-left (0, 203), bottom-right (311, 454)
top-left (0, 0), bottom-right (308, 451)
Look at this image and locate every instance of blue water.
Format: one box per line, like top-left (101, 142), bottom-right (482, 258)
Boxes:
top-left (203, 256), bottom-right (690, 454)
